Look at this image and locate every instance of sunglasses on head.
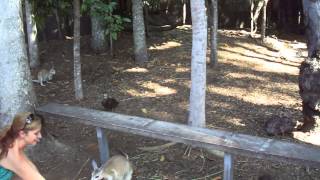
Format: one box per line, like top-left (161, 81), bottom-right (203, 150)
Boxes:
top-left (22, 113), bottom-right (34, 130)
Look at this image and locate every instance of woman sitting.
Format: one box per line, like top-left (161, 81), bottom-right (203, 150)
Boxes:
top-left (0, 112), bottom-right (45, 180)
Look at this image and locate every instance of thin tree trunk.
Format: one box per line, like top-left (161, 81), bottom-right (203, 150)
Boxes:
top-left (143, 3), bottom-right (149, 38)
top-left (261, 0), bottom-right (269, 41)
top-left (132, 0), bottom-right (148, 64)
top-left (108, 0), bottom-right (114, 56)
top-left (53, 0), bottom-right (63, 40)
top-left (109, 34), bottom-right (113, 57)
top-left (91, 14), bottom-right (108, 53)
top-left (73, 0), bottom-right (83, 100)
top-left (251, 0), bottom-right (254, 36)
top-left (183, 0), bottom-right (187, 24)
top-left (0, 0), bottom-right (37, 122)
top-left (210, 0), bottom-right (218, 66)
top-left (188, 0), bottom-right (207, 128)
top-left (25, 0), bottom-right (39, 68)
top-left (252, 0), bottom-right (264, 34)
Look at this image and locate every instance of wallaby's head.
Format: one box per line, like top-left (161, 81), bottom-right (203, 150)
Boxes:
top-left (91, 160), bottom-right (115, 180)
top-left (91, 169), bottom-right (105, 180)
top-left (49, 61), bottom-right (56, 75)
top-left (49, 68), bottom-right (56, 75)
top-left (91, 160), bottom-right (103, 180)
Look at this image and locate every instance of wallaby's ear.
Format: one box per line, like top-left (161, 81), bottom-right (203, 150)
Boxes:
top-left (50, 61), bottom-right (54, 69)
top-left (91, 159), bottom-right (98, 170)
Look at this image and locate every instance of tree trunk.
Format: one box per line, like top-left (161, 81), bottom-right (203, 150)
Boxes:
top-left (251, 0), bottom-right (264, 35)
top-left (144, 4), bottom-right (149, 38)
top-left (184, 0), bottom-right (192, 25)
top-left (250, 0), bottom-right (254, 36)
top-left (261, 0), bottom-right (269, 41)
top-left (73, 0), bottom-right (83, 100)
top-left (108, 0), bottom-right (114, 56)
top-left (299, 58), bottom-right (320, 132)
top-left (53, 0), bottom-right (63, 40)
top-left (0, 0), bottom-right (37, 125)
top-left (183, 0), bottom-right (187, 24)
top-left (188, 0), bottom-right (207, 128)
top-left (209, 0), bottom-right (218, 66)
top-left (132, 0), bottom-right (148, 64)
top-left (25, 0), bottom-right (40, 68)
top-left (90, 11), bottom-right (108, 53)
top-left (109, 34), bottom-right (113, 57)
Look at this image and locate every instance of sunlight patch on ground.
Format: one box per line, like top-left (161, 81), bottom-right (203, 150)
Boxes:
top-left (225, 72), bottom-right (266, 81)
top-left (258, 62), bottom-right (299, 75)
top-left (176, 25), bottom-right (192, 30)
top-left (141, 82), bottom-right (177, 95)
top-left (226, 118), bottom-right (246, 127)
top-left (126, 81), bottom-right (177, 97)
top-left (219, 40), bottom-right (301, 75)
top-left (207, 85), bottom-right (297, 106)
top-left (175, 67), bottom-right (190, 73)
top-left (149, 41), bottom-right (182, 50)
top-left (160, 79), bottom-right (176, 83)
top-left (124, 67), bottom-right (149, 73)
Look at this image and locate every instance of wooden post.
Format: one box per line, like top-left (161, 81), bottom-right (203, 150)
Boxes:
top-left (96, 127), bottom-right (109, 164)
top-left (223, 153), bottom-right (233, 180)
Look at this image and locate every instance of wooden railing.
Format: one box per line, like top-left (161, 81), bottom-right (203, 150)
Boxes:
top-left (36, 103), bottom-right (320, 180)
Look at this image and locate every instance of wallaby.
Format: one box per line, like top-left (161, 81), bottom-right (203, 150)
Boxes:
top-left (91, 155), bottom-right (133, 180)
top-left (32, 65), bottom-right (56, 86)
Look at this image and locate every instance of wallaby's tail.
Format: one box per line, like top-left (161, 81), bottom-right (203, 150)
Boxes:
top-left (32, 80), bottom-right (39, 83)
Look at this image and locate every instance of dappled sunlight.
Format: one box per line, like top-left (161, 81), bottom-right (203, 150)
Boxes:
top-left (176, 25), bottom-right (192, 30)
top-left (141, 81), bottom-right (177, 95)
top-left (225, 72), bottom-right (267, 81)
top-left (175, 67), bottom-right (190, 73)
top-left (226, 118), bottom-right (246, 127)
top-left (218, 36), bottom-right (302, 76)
top-left (149, 41), bottom-right (182, 50)
top-left (207, 84), bottom-right (298, 107)
top-left (259, 62), bottom-right (300, 74)
top-left (124, 67), bottom-right (149, 73)
top-left (126, 81), bottom-right (177, 98)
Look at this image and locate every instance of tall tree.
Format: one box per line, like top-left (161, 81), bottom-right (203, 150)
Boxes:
top-left (250, 0), bottom-right (264, 36)
top-left (188, 0), bottom-right (207, 127)
top-left (90, 8), bottom-right (108, 53)
top-left (183, 0), bottom-right (192, 25)
top-left (53, 0), bottom-right (64, 40)
top-left (25, 0), bottom-right (40, 68)
top-left (260, 0), bottom-right (269, 41)
top-left (0, 0), bottom-right (37, 122)
top-left (132, 0), bottom-right (148, 64)
top-left (73, 0), bottom-right (83, 100)
top-left (209, 0), bottom-right (218, 66)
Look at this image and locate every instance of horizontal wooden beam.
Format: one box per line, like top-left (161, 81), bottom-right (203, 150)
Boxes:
top-left (36, 103), bottom-right (320, 167)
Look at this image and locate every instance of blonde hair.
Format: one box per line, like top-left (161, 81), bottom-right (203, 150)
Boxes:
top-left (0, 112), bottom-right (43, 158)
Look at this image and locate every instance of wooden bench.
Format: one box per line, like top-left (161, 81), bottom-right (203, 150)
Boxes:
top-left (36, 103), bottom-right (320, 180)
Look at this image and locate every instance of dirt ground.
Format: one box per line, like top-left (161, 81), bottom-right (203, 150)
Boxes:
top-left (30, 26), bottom-right (320, 180)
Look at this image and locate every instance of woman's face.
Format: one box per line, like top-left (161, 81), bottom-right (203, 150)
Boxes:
top-left (24, 127), bottom-right (42, 145)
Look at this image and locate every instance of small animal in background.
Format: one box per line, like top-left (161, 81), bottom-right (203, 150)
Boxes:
top-left (101, 94), bottom-right (119, 111)
top-left (91, 155), bottom-right (133, 180)
top-left (32, 66), bottom-right (56, 86)
top-left (264, 116), bottom-right (296, 136)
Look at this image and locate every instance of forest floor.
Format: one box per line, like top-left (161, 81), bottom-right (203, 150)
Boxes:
top-left (31, 26), bottom-right (320, 180)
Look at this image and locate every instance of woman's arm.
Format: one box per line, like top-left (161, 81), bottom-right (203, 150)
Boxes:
top-left (14, 161), bottom-right (45, 180)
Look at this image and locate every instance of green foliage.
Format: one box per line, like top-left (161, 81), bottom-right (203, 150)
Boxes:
top-left (31, 0), bottom-right (53, 30)
top-left (31, 0), bottom-right (72, 31)
top-left (82, 0), bottom-right (131, 40)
